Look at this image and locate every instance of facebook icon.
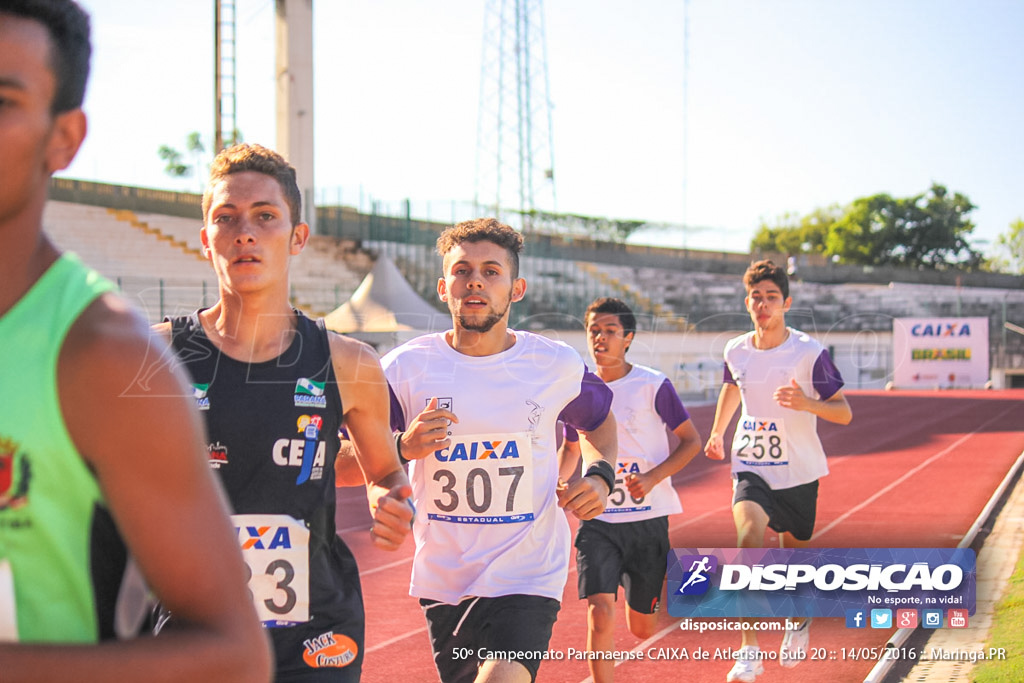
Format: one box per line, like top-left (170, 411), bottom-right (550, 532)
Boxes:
top-left (846, 609), bottom-right (866, 629)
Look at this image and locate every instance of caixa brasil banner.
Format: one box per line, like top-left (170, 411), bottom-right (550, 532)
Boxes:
top-left (667, 548), bottom-right (975, 618)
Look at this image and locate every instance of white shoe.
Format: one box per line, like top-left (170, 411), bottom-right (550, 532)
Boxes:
top-left (726, 646), bottom-right (764, 682)
top-left (779, 617), bottom-right (813, 668)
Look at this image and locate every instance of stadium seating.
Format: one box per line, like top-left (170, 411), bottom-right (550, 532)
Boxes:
top-left (43, 201), bottom-right (366, 321)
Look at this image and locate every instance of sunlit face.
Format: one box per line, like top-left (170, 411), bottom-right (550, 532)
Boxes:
top-left (437, 240), bottom-right (525, 333)
top-left (586, 312), bottom-right (633, 367)
top-left (744, 279), bottom-right (791, 331)
top-left (200, 171), bottom-right (308, 294)
top-left (0, 15), bottom-right (84, 225)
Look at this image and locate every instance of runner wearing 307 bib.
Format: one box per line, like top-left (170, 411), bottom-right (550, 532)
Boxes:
top-left (705, 260), bottom-right (851, 683)
top-left (383, 219), bottom-right (617, 683)
top-left (559, 298), bottom-right (702, 683)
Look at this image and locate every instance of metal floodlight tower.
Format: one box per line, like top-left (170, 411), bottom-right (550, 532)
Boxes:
top-left (475, 0), bottom-right (557, 231)
top-left (214, 0), bottom-right (238, 151)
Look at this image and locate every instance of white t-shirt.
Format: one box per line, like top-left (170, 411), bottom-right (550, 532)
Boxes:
top-left (382, 330), bottom-right (612, 603)
top-left (566, 364), bottom-right (690, 523)
top-left (722, 328), bottom-right (845, 489)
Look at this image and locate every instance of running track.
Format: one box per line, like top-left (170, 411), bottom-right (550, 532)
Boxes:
top-left (335, 390), bottom-right (1024, 682)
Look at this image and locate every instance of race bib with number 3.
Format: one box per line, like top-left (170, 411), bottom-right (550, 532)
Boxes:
top-left (732, 416), bottom-right (789, 467)
top-left (233, 514), bottom-right (310, 627)
top-left (424, 433), bottom-right (534, 524)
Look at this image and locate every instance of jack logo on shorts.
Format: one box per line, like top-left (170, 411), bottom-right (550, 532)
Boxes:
top-left (676, 554), bottom-right (717, 595)
top-left (302, 631), bottom-right (359, 668)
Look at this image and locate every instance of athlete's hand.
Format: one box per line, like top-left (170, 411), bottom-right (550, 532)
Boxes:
top-left (624, 471), bottom-right (656, 499)
top-left (399, 397), bottom-right (459, 461)
top-left (774, 379), bottom-right (811, 412)
top-left (368, 483), bottom-right (414, 551)
top-left (704, 433), bottom-right (725, 460)
top-left (556, 476), bottom-right (608, 520)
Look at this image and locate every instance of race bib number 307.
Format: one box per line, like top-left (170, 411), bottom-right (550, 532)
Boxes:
top-left (233, 514), bottom-right (310, 627)
top-left (732, 416), bottom-right (788, 467)
top-left (425, 433), bottom-right (534, 524)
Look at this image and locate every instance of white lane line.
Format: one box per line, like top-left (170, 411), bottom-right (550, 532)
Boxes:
top-left (814, 403), bottom-right (1018, 541)
top-left (365, 626), bottom-right (428, 654)
top-left (358, 555), bottom-right (414, 577)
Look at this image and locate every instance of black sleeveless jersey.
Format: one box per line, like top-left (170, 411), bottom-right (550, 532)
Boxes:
top-left (170, 310), bottom-right (365, 681)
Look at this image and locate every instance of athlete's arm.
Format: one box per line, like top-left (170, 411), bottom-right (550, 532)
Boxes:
top-left (705, 382), bottom-right (741, 460)
top-left (773, 380), bottom-right (852, 425)
top-left (557, 427), bottom-right (583, 483)
top-left (626, 418), bottom-right (702, 499)
top-left (558, 411), bottom-right (617, 520)
top-left (329, 333), bottom-right (413, 550)
top-left (396, 396), bottom-right (459, 461)
top-left (0, 295), bottom-right (271, 682)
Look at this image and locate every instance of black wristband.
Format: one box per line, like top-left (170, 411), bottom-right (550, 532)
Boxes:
top-left (395, 432), bottom-right (409, 465)
top-left (584, 460), bottom-right (615, 495)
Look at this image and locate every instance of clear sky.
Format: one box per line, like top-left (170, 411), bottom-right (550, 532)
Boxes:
top-left (67, 0), bottom-right (1024, 255)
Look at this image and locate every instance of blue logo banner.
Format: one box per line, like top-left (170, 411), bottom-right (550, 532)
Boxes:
top-left (667, 548), bottom-right (975, 618)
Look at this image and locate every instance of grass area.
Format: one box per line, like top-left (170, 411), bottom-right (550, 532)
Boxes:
top-left (972, 549), bottom-right (1024, 682)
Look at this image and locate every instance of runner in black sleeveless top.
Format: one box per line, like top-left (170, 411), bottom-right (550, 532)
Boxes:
top-left (155, 143), bottom-right (412, 682)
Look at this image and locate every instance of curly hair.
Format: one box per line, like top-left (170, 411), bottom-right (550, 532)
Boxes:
top-left (743, 259), bottom-right (789, 299)
top-left (436, 218), bottom-right (523, 279)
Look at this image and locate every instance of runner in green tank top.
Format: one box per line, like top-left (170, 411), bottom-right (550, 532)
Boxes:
top-left (0, 2), bottom-right (269, 680)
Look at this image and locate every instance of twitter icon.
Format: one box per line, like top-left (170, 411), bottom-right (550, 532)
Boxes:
top-left (871, 609), bottom-right (893, 629)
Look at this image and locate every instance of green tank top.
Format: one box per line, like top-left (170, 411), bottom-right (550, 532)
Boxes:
top-left (0, 252), bottom-right (118, 643)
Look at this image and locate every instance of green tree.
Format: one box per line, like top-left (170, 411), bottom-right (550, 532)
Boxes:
top-left (157, 132), bottom-right (222, 191)
top-left (750, 205), bottom-right (840, 255)
top-left (826, 184), bottom-right (980, 269)
top-left (990, 218), bottom-right (1024, 274)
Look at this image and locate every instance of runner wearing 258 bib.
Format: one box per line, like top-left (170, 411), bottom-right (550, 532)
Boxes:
top-left (559, 298), bottom-right (702, 683)
top-left (705, 260), bottom-right (852, 683)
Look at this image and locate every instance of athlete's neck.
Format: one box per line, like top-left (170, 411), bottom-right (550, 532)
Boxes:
top-left (753, 325), bottom-right (790, 350)
top-left (446, 324), bottom-right (516, 357)
top-left (200, 297), bottom-right (298, 363)
top-left (0, 231), bottom-right (59, 319)
top-left (595, 360), bottom-right (632, 383)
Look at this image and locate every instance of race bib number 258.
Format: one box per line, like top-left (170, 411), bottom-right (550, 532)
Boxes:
top-left (732, 416), bottom-right (788, 467)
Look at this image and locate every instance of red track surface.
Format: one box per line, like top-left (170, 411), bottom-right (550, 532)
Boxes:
top-left (336, 389), bottom-right (1024, 682)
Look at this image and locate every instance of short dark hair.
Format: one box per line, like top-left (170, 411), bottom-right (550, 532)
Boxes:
top-left (585, 297), bottom-right (637, 339)
top-left (743, 259), bottom-right (789, 299)
top-left (3, 0), bottom-right (92, 113)
top-left (436, 218), bottom-right (523, 280)
top-left (202, 143), bottom-right (303, 226)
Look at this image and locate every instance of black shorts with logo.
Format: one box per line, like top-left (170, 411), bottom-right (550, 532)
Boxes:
top-left (732, 471), bottom-right (819, 542)
top-left (419, 594), bottom-right (560, 683)
top-left (575, 516), bottom-right (670, 614)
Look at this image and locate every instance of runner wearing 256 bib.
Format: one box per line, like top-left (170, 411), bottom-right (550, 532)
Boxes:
top-left (383, 219), bottom-right (617, 683)
top-left (559, 298), bottom-right (702, 683)
top-left (705, 260), bottom-right (852, 683)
